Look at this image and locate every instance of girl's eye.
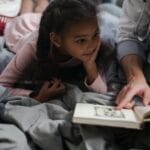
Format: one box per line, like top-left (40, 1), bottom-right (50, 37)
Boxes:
top-left (76, 39), bottom-right (87, 44)
top-left (94, 32), bottom-right (100, 38)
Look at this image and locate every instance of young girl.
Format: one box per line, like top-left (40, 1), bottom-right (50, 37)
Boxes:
top-left (0, 0), bottom-right (114, 102)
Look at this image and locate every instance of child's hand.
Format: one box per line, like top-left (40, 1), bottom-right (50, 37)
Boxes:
top-left (82, 41), bottom-right (100, 84)
top-left (82, 40), bottom-right (100, 66)
top-left (34, 78), bottom-right (66, 102)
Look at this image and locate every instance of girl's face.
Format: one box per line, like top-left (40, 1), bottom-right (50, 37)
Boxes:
top-left (53, 17), bottom-right (100, 62)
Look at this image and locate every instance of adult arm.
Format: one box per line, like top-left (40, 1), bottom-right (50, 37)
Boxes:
top-left (117, 0), bottom-right (146, 60)
top-left (116, 55), bottom-right (150, 109)
top-left (116, 0), bottom-right (150, 109)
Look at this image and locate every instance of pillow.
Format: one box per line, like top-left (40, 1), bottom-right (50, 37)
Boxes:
top-left (0, 0), bottom-right (22, 17)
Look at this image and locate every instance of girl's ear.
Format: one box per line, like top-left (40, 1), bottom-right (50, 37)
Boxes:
top-left (49, 32), bottom-right (61, 48)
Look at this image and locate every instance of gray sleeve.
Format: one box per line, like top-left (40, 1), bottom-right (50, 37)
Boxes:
top-left (116, 0), bottom-right (146, 61)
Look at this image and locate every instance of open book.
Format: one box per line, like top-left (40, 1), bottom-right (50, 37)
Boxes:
top-left (72, 103), bottom-right (150, 129)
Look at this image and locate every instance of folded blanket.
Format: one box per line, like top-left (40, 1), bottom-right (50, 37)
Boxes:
top-left (0, 84), bottom-right (148, 150)
top-left (0, 84), bottom-right (116, 150)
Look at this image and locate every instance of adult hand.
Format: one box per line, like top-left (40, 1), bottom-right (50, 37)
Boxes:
top-left (116, 77), bottom-right (150, 109)
top-left (34, 78), bottom-right (66, 102)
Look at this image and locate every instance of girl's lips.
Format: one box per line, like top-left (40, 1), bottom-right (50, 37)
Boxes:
top-left (83, 49), bottom-right (95, 55)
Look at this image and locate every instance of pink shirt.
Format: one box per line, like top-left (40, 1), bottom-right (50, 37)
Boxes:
top-left (0, 13), bottom-right (107, 96)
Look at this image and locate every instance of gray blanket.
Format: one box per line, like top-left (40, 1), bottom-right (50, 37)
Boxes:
top-left (0, 85), bottom-right (149, 150)
top-left (0, 36), bottom-right (14, 74)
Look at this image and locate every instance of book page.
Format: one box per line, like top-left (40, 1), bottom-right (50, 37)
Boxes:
top-left (134, 106), bottom-right (150, 121)
top-left (74, 103), bottom-right (139, 122)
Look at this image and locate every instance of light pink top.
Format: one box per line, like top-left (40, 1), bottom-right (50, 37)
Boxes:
top-left (4, 13), bottom-right (42, 53)
top-left (0, 13), bottom-right (107, 96)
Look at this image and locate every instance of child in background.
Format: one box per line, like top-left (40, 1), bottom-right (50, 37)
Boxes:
top-left (0, 0), bottom-right (114, 102)
top-left (0, 0), bottom-right (50, 35)
top-left (0, 0), bottom-right (21, 35)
